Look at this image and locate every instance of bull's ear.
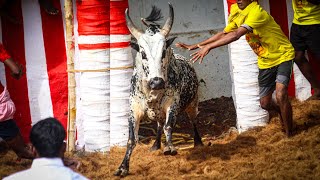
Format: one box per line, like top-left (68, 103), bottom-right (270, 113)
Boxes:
top-left (130, 41), bottom-right (140, 51)
top-left (166, 36), bottom-right (177, 49)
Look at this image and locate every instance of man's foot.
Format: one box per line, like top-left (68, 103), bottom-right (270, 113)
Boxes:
top-left (5, 134), bottom-right (34, 159)
top-left (38, 0), bottom-right (59, 15)
top-left (63, 157), bottom-right (81, 170)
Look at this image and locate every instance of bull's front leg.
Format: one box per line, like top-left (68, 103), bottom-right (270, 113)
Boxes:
top-left (163, 106), bottom-right (178, 156)
top-left (114, 108), bottom-right (143, 177)
top-left (150, 122), bottom-right (163, 151)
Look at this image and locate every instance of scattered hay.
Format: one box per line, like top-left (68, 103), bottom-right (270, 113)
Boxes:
top-left (1, 98), bottom-right (320, 180)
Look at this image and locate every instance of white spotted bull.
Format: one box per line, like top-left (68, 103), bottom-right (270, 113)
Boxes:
top-left (114, 3), bottom-right (203, 177)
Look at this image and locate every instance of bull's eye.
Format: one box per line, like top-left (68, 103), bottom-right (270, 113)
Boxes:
top-left (162, 50), bottom-right (166, 59)
top-left (141, 51), bottom-right (147, 59)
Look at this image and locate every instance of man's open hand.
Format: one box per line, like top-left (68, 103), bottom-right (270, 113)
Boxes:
top-left (190, 45), bottom-right (210, 64)
top-left (11, 63), bottom-right (23, 80)
top-left (175, 42), bottom-right (199, 51)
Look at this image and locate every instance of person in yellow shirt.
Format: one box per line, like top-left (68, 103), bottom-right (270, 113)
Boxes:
top-left (291, 0), bottom-right (320, 100)
top-left (176, 0), bottom-right (294, 137)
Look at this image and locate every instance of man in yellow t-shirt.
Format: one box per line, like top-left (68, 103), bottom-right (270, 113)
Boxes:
top-left (176, 0), bottom-right (294, 137)
top-left (291, 0), bottom-right (320, 100)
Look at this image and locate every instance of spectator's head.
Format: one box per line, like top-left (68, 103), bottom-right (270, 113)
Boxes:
top-left (30, 117), bottom-right (66, 158)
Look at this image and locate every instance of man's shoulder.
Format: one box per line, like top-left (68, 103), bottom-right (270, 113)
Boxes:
top-left (3, 165), bottom-right (88, 180)
top-left (49, 165), bottom-right (88, 180)
top-left (3, 169), bottom-right (32, 180)
top-left (246, 4), bottom-right (271, 25)
top-left (230, 3), bottom-right (239, 14)
top-left (55, 166), bottom-right (88, 180)
top-left (71, 171), bottom-right (89, 180)
top-left (249, 4), bottom-right (269, 17)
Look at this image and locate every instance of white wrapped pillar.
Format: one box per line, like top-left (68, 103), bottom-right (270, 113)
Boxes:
top-left (76, 1), bottom-right (110, 152)
top-left (230, 38), bottom-right (269, 132)
top-left (110, 0), bottom-right (132, 146)
top-left (223, 0), bottom-right (268, 132)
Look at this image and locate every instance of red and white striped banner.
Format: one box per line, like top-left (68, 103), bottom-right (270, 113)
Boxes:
top-left (0, 0), bottom-right (68, 142)
top-left (1, 0), bottom-right (132, 151)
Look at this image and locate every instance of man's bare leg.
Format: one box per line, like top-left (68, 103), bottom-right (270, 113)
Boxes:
top-left (6, 133), bottom-right (34, 159)
top-left (308, 51), bottom-right (320, 100)
top-left (260, 88), bottom-right (292, 137)
top-left (275, 83), bottom-right (293, 137)
top-left (295, 51), bottom-right (320, 100)
top-left (60, 142), bottom-right (81, 169)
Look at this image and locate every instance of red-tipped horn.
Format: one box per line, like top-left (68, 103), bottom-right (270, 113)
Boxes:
top-left (125, 8), bottom-right (143, 39)
top-left (160, 3), bottom-right (174, 37)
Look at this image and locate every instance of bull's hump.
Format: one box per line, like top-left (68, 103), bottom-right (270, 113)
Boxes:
top-left (167, 57), bottom-right (198, 109)
top-left (168, 58), bottom-right (198, 88)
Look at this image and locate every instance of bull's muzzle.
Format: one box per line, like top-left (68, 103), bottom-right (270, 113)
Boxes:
top-left (149, 77), bottom-right (165, 90)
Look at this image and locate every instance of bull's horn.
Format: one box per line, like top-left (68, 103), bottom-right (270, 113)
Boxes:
top-left (141, 18), bottom-right (149, 26)
top-left (125, 8), bottom-right (143, 39)
top-left (160, 3), bottom-right (174, 37)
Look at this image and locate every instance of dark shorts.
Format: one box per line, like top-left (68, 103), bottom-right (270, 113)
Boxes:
top-left (0, 119), bottom-right (19, 140)
top-left (258, 60), bottom-right (294, 98)
top-left (290, 23), bottom-right (320, 55)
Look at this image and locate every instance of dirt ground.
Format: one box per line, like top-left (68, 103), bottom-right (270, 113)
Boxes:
top-left (1, 97), bottom-right (320, 179)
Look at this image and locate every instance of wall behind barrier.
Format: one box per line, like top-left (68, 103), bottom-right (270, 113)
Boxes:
top-left (128, 0), bottom-right (232, 101)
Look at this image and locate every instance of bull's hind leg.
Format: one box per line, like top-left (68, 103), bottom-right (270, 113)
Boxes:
top-left (192, 122), bottom-right (203, 146)
top-left (150, 122), bottom-right (163, 151)
top-left (185, 96), bottom-right (203, 147)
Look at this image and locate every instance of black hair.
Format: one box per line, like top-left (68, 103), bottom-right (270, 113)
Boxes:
top-left (144, 6), bottom-right (163, 24)
top-left (30, 117), bottom-right (66, 158)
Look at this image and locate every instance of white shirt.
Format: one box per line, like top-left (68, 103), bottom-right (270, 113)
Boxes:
top-left (3, 158), bottom-right (89, 180)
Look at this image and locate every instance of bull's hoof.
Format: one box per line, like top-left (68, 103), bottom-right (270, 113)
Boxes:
top-left (170, 148), bottom-right (177, 155)
top-left (163, 146), bottom-right (177, 156)
top-left (114, 168), bottom-right (129, 177)
top-left (194, 141), bottom-right (204, 147)
top-left (163, 146), bottom-right (171, 155)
